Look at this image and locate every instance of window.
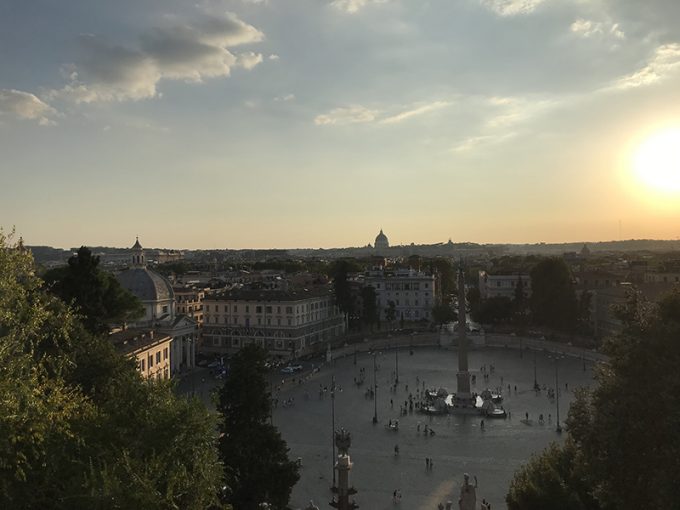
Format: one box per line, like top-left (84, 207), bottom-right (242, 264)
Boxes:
top-left (233, 305), bottom-right (238, 312)
top-left (162, 305), bottom-right (168, 314)
top-left (266, 306), bottom-right (272, 313)
top-left (233, 317), bottom-right (238, 324)
top-left (163, 348), bottom-right (168, 360)
top-left (245, 305), bottom-right (250, 313)
top-left (257, 318), bottom-right (261, 325)
top-left (232, 339), bottom-right (240, 347)
top-left (286, 306), bottom-right (293, 314)
top-left (256, 306), bottom-right (262, 313)
top-left (277, 318), bottom-right (281, 325)
top-left (148, 355), bottom-right (154, 368)
top-left (287, 318), bottom-right (292, 326)
top-left (277, 306), bottom-right (281, 313)
top-left (140, 359), bottom-right (146, 371)
top-left (212, 338), bottom-right (220, 346)
top-left (156, 352), bottom-right (161, 363)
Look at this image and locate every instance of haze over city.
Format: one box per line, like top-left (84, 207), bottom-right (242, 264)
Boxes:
top-left (2, 0), bottom-right (680, 248)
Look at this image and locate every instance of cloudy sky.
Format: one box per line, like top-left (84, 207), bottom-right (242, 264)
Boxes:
top-left (2, 0), bottom-right (680, 249)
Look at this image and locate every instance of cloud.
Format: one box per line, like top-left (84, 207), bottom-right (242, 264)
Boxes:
top-left (315, 100), bottom-right (452, 126)
top-left (610, 43), bottom-right (680, 90)
top-left (268, 54), bottom-right (280, 60)
top-left (380, 101), bottom-right (452, 124)
top-left (50, 11), bottom-right (264, 103)
top-left (331, 0), bottom-right (388, 14)
top-left (274, 93), bottom-right (295, 102)
top-left (314, 105), bottom-right (378, 125)
top-left (479, 0), bottom-right (545, 16)
top-left (570, 18), bottom-right (625, 40)
top-left (0, 89), bottom-right (56, 125)
top-left (236, 51), bottom-right (263, 70)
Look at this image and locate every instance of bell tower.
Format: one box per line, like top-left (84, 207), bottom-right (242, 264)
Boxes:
top-left (131, 237), bottom-right (146, 268)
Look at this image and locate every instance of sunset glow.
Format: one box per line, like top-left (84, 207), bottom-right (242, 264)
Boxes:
top-left (633, 129), bottom-right (680, 193)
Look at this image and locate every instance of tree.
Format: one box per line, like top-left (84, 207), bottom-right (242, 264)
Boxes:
top-left (217, 345), bottom-right (299, 510)
top-left (385, 300), bottom-right (397, 331)
top-left (506, 287), bottom-right (680, 510)
top-left (529, 258), bottom-right (578, 332)
top-left (43, 246), bottom-right (143, 334)
top-left (474, 296), bottom-right (514, 324)
top-left (331, 260), bottom-right (354, 326)
top-left (360, 285), bottom-right (378, 331)
top-left (512, 277), bottom-right (529, 329)
top-left (431, 303), bottom-right (456, 331)
top-left (0, 231), bottom-right (225, 509)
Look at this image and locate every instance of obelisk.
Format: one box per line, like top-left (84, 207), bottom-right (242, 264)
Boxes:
top-left (455, 261), bottom-right (472, 405)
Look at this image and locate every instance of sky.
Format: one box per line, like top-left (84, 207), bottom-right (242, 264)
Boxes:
top-left (2, 0), bottom-right (680, 249)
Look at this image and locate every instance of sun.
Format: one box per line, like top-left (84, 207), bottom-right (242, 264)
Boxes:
top-left (633, 128), bottom-right (680, 193)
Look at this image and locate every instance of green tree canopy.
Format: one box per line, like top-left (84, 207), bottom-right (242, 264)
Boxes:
top-left (431, 303), bottom-right (456, 330)
top-left (361, 285), bottom-right (379, 331)
top-left (0, 231), bottom-right (225, 509)
top-left (43, 246), bottom-right (143, 334)
top-left (217, 344), bottom-right (299, 510)
top-left (331, 260), bottom-right (354, 317)
top-left (507, 287), bottom-right (680, 510)
top-left (529, 258), bottom-right (578, 332)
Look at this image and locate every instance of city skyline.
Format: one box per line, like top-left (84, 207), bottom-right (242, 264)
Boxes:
top-left (2, 0), bottom-right (680, 249)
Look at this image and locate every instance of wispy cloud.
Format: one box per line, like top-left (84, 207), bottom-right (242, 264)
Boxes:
top-left (314, 105), bottom-right (378, 125)
top-left (479, 0), bottom-right (545, 17)
top-left (315, 100), bottom-right (452, 126)
top-left (274, 93), bottom-right (295, 102)
top-left (380, 101), bottom-right (452, 124)
top-left (330, 0), bottom-right (388, 14)
top-left (0, 89), bottom-right (56, 126)
top-left (609, 43), bottom-right (680, 91)
top-left (49, 11), bottom-right (265, 104)
top-left (570, 18), bottom-right (625, 42)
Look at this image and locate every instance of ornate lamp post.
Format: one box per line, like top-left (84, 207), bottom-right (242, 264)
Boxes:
top-left (533, 349), bottom-right (539, 391)
top-left (372, 353), bottom-right (378, 424)
top-left (394, 343), bottom-right (399, 385)
top-left (550, 354), bottom-right (564, 433)
top-left (331, 375), bottom-right (337, 489)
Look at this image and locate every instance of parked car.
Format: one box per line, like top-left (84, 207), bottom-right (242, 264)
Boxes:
top-left (280, 366), bottom-right (295, 374)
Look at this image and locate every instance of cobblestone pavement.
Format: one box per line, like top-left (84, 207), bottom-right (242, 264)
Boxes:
top-left (273, 345), bottom-right (595, 510)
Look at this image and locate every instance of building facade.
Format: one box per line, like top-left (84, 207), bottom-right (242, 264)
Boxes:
top-left (364, 268), bottom-right (436, 322)
top-left (110, 328), bottom-right (172, 380)
top-left (201, 288), bottom-right (345, 356)
top-left (478, 272), bottom-right (531, 300)
top-left (116, 239), bottom-right (197, 375)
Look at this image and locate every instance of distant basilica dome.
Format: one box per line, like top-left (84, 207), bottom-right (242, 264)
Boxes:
top-left (374, 229), bottom-right (389, 252)
top-left (116, 238), bottom-right (175, 322)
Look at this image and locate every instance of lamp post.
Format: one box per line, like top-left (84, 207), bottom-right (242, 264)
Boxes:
top-left (520, 336), bottom-right (523, 358)
top-left (582, 347), bottom-right (586, 372)
top-left (372, 353), bottom-right (378, 424)
top-left (353, 344), bottom-right (357, 366)
top-left (331, 375), bottom-right (337, 489)
top-left (551, 355), bottom-right (564, 433)
top-left (533, 349), bottom-right (538, 391)
top-left (395, 342), bottom-right (399, 385)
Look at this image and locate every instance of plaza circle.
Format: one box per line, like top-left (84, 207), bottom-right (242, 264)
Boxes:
top-left (273, 344), bottom-right (596, 510)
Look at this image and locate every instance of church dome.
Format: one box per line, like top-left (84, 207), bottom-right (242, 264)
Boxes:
top-left (374, 229), bottom-right (389, 251)
top-left (117, 268), bottom-right (175, 303)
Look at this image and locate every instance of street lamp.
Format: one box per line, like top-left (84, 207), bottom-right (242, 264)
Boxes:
top-left (372, 353), bottom-right (378, 424)
top-left (533, 349), bottom-right (540, 391)
top-left (353, 344), bottom-right (357, 366)
top-left (550, 355), bottom-right (564, 433)
top-left (395, 342), bottom-right (399, 385)
top-left (582, 347), bottom-right (587, 372)
top-left (520, 336), bottom-right (523, 358)
top-left (331, 375), bottom-right (337, 489)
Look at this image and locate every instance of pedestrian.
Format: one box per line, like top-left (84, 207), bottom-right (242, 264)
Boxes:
top-left (525, 412), bottom-right (529, 421)
top-left (390, 398), bottom-right (393, 408)
top-left (438, 503), bottom-right (444, 510)
top-left (425, 457), bottom-right (429, 469)
top-left (430, 459), bottom-right (434, 469)
top-left (480, 419), bottom-right (485, 430)
top-left (417, 422), bottom-right (421, 432)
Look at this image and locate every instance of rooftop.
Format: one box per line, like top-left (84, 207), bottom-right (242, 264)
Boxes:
top-left (205, 287), bottom-right (333, 302)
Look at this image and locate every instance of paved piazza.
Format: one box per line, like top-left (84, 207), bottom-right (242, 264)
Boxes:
top-left (273, 344), bottom-right (595, 510)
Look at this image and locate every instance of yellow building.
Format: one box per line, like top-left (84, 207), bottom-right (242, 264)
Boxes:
top-left (110, 328), bottom-right (172, 380)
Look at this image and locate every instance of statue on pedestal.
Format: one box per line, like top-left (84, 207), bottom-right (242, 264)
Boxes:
top-left (458, 473), bottom-right (477, 510)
